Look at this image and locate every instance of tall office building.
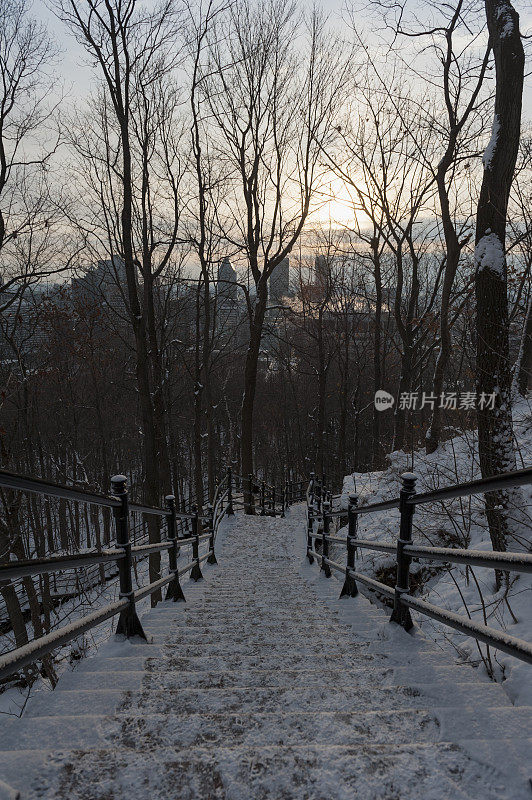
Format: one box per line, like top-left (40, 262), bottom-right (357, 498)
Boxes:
top-left (218, 257), bottom-right (237, 301)
top-left (269, 257), bottom-right (289, 301)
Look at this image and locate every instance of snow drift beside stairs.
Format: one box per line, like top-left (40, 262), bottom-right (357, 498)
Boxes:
top-left (340, 396), bottom-right (532, 706)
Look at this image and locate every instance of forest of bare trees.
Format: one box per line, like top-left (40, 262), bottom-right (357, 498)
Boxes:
top-left (0, 0), bottom-right (530, 674)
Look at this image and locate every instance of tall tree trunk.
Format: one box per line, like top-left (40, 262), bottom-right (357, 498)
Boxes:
top-left (371, 236), bottom-right (384, 468)
top-left (145, 277), bottom-right (172, 496)
top-left (206, 382), bottom-right (216, 502)
top-left (475, 0), bottom-right (525, 570)
top-left (241, 287), bottom-right (267, 513)
top-left (121, 120), bottom-right (162, 605)
top-left (426, 167), bottom-right (462, 454)
top-left (393, 343), bottom-right (413, 451)
top-left (317, 308), bottom-right (326, 477)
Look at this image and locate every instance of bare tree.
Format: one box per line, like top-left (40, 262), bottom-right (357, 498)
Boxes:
top-left (0, 0), bottom-right (65, 313)
top-left (325, 67), bottom-right (443, 452)
top-left (55, 0), bottom-right (185, 602)
top-left (199, 0), bottom-right (346, 510)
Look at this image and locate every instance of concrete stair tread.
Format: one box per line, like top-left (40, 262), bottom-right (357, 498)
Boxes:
top-left (25, 681), bottom-right (511, 718)
top-left (3, 706), bottom-right (529, 751)
top-left (1, 739), bottom-right (529, 800)
top-left (62, 663), bottom-right (487, 690)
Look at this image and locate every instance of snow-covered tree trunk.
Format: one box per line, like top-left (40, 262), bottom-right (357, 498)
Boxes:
top-left (474, 0), bottom-right (526, 568)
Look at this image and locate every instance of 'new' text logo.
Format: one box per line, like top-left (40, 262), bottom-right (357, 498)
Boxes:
top-left (374, 390), bottom-right (394, 411)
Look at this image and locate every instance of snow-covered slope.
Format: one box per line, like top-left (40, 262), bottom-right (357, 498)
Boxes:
top-left (0, 508), bottom-right (530, 799)
top-left (339, 399), bottom-right (532, 707)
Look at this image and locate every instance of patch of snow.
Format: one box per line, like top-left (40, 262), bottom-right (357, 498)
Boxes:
top-left (339, 395), bottom-right (532, 706)
top-left (475, 232), bottom-right (505, 277)
top-left (496, 2), bottom-right (515, 37)
top-left (482, 114), bottom-right (500, 169)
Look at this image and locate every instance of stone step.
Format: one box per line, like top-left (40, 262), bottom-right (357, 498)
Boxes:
top-left (170, 604), bottom-right (351, 617)
top-left (24, 681), bottom-right (506, 719)
top-left (144, 650), bottom-right (389, 672)
top-left (62, 661), bottom-right (485, 692)
top-left (142, 638), bottom-right (372, 657)
top-left (0, 715), bottom-right (108, 751)
top-left (98, 706), bottom-right (532, 750)
top-left (143, 611), bottom-right (382, 627)
top-left (140, 622), bottom-right (379, 638)
top-left (2, 738), bottom-right (528, 800)
top-left (114, 682), bottom-right (509, 717)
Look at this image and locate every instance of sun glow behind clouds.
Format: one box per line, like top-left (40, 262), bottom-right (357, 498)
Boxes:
top-left (311, 177), bottom-right (357, 227)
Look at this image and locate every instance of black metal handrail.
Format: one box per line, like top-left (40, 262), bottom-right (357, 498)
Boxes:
top-left (0, 469), bottom-right (232, 682)
top-left (0, 468), bottom-right (121, 508)
top-left (305, 466), bottom-right (532, 666)
top-left (228, 468), bottom-right (306, 516)
top-left (408, 465), bottom-right (532, 506)
top-left (0, 464), bottom-right (303, 683)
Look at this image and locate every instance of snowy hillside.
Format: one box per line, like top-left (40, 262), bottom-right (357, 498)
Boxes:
top-left (339, 398), bottom-right (532, 706)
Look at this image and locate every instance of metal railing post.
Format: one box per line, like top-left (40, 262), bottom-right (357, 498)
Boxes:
top-left (306, 506), bottom-right (314, 564)
top-left (190, 505), bottom-right (204, 581)
top-left (321, 498), bottom-right (331, 577)
top-left (165, 494), bottom-right (186, 602)
top-left (315, 478), bottom-right (322, 514)
top-left (226, 467), bottom-right (234, 516)
top-left (207, 503), bottom-right (217, 564)
top-left (390, 472), bottom-right (417, 630)
top-left (340, 493), bottom-right (359, 598)
top-left (111, 475), bottom-right (146, 638)
top-left (181, 498), bottom-right (189, 534)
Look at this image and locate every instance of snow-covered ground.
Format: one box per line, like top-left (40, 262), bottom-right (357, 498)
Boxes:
top-left (0, 536), bottom-right (211, 718)
top-left (0, 508), bottom-right (530, 799)
top-left (338, 397), bottom-right (532, 707)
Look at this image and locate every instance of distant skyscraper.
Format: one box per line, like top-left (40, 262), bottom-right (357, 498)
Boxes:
top-left (71, 256), bottom-right (131, 306)
top-left (314, 254), bottom-right (328, 287)
top-left (218, 256), bottom-right (237, 301)
top-left (269, 257), bottom-right (289, 301)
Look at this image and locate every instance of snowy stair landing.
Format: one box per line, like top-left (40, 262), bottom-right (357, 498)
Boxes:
top-left (0, 509), bottom-right (531, 799)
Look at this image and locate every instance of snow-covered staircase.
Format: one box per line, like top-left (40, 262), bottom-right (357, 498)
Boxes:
top-left (0, 507), bottom-right (531, 799)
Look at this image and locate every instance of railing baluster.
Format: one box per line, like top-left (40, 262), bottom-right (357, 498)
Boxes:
top-left (190, 505), bottom-right (203, 581)
top-left (207, 503), bottom-right (217, 564)
top-left (111, 475), bottom-right (146, 639)
top-left (227, 467), bottom-right (234, 516)
top-left (340, 493), bottom-right (358, 598)
top-left (306, 505), bottom-right (314, 564)
top-left (314, 477), bottom-right (322, 515)
top-left (321, 498), bottom-right (331, 577)
top-left (165, 494), bottom-right (186, 602)
top-left (390, 472), bottom-right (417, 631)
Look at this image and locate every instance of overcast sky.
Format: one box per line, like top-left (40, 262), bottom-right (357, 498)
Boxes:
top-left (30, 0), bottom-right (531, 237)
